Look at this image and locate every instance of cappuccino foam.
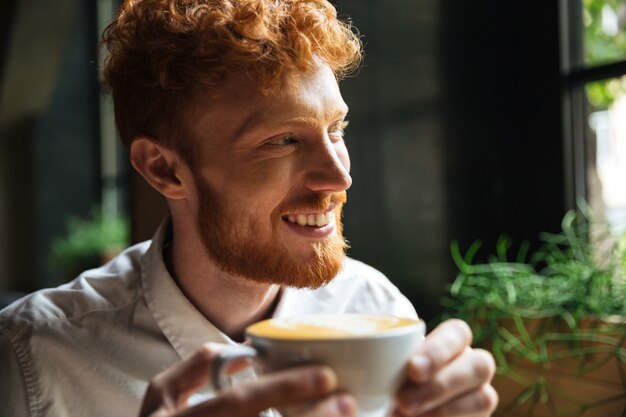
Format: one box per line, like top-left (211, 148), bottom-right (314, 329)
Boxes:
top-left (247, 314), bottom-right (419, 340)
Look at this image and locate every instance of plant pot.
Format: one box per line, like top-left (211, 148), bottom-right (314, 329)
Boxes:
top-left (488, 316), bottom-right (626, 417)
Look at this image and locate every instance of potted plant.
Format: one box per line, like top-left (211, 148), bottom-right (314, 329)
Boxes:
top-left (48, 207), bottom-right (129, 281)
top-left (439, 208), bottom-right (626, 417)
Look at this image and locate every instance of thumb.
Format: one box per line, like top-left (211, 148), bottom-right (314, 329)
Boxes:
top-left (140, 342), bottom-right (242, 415)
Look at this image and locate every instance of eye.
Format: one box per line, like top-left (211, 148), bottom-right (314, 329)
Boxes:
top-left (329, 120), bottom-right (349, 141)
top-left (267, 134), bottom-right (297, 146)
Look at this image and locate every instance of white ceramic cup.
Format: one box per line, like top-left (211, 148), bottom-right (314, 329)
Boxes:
top-left (212, 313), bottom-right (425, 417)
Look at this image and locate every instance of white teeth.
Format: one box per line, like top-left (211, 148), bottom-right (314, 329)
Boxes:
top-left (286, 211), bottom-right (334, 227)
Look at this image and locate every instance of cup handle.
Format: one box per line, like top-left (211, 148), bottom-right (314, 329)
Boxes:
top-left (211, 345), bottom-right (258, 390)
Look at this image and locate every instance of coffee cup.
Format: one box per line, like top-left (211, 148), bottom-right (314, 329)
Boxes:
top-left (212, 313), bottom-right (425, 417)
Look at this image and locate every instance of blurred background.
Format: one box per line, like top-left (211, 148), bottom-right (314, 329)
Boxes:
top-left (1, 0), bottom-right (625, 321)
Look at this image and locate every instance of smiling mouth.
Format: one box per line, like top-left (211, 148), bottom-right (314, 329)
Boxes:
top-left (282, 211), bottom-right (335, 227)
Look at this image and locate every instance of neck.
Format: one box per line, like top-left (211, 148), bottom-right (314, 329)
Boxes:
top-left (165, 219), bottom-right (281, 342)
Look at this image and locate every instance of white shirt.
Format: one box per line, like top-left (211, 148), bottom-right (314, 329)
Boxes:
top-left (0, 220), bottom-right (417, 417)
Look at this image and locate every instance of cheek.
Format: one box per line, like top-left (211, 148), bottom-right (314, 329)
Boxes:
top-left (203, 153), bottom-right (290, 190)
top-left (239, 161), bottom-right (294, 191)
top-left (221, 161), bottom-right (295, 215)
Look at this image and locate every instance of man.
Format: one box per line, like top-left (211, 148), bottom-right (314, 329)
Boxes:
top-left (0, 1), bottom-right (497, 416)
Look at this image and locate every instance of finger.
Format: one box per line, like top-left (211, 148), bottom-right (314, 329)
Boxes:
top-left (180, 364), bottom-right (339, 417)
top-left (281, 393), bottom-right (357, 417)
top-left (407, 319), bottom-right (473, 384)
top-left (396, 348), bottom-right (495, 416)
top-left (396, 384), bottom-right (498, 417)
top-left (140, 342), bottom-right (235, 415)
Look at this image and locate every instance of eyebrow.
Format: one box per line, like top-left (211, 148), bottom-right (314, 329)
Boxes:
top-left (234, 105), bottom-right (349, 142)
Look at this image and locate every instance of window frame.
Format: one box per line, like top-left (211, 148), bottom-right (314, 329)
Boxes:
top-left (560, 0), bottom-right (626, 210)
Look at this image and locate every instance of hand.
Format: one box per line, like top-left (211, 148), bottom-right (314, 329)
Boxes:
top-left (139, 342), bottom-right (357, 417)
top-left (394, 319), bottom-right (498, 417)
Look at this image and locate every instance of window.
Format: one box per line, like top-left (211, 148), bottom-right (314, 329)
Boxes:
top-left (562, 0), bottom-right (626, 236)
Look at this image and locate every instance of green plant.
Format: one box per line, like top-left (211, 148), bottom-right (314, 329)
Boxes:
top-left (440, 209), bottom-right (626, 417)
top-left (583, 0), bottom-right (626, 108)
top-left (48, 207), bottom-right (129, 280)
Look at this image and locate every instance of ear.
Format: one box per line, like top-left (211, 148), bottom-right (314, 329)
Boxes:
top-left (130, 137), bottom-right (191, 200)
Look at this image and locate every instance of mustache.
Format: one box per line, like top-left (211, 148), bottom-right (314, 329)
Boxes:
top-left (279, 192), bottom-right (347, 214)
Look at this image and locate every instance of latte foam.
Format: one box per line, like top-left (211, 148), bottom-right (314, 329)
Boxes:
top-left (246, 314), bottom-right (419, 340)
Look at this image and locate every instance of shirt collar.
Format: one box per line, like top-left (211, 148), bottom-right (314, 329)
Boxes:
top-left (141, 218), bottom-right (237, 359)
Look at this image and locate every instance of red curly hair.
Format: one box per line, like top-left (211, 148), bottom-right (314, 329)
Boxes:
top-left (100, 0), bottom-right (362, 159)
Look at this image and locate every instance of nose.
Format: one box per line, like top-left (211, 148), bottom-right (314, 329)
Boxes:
top-left (303, 137), bottom-right (352, 193)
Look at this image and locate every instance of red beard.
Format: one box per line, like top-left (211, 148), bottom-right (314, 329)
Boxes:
top-left (195, 175), bottom-right (348, 289)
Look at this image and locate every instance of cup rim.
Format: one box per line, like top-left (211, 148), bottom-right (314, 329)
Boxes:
top-left (245, 316), bottom-right (425, 343)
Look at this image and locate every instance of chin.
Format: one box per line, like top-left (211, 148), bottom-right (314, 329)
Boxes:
top-left (287, 246), bottom-right (320, 263)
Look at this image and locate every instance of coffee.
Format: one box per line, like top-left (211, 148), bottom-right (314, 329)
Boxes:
top-left (247, 314), bottom-right (419, 340)
top-left (213, 313), bottom-right (425, 417)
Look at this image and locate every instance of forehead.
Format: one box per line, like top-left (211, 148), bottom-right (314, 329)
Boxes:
top-left (190, 63), bottom-right (348, 145)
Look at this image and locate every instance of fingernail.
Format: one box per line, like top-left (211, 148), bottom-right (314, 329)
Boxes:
top-left (336, 395), bottom-right (356, 416)
top-left (313, 366), bottom-right (337, 392)
top-left (410, 355), bottom-right (432, 382)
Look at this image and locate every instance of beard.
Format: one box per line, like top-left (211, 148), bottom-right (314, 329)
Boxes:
top-left (194, 176), bottom-right (348, 289)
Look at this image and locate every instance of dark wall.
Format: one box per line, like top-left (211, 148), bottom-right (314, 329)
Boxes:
top-left (33, 0), bottom-right (100, 289)
top-left (0, 1), bottom-right (101, 291)
top-left (441, 2), bottom-right (565, 255)
top-left (338, 1), bottom-right (565, 321)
